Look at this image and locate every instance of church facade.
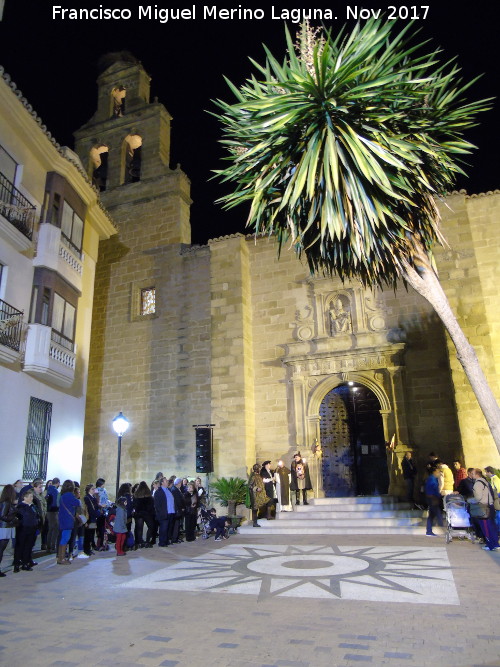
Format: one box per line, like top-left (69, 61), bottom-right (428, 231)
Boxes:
top-left (75, 56), bottom-right (500, 498)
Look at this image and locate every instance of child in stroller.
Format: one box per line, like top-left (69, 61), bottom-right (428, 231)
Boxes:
top-left (101, 504), bottom-right (117, 549)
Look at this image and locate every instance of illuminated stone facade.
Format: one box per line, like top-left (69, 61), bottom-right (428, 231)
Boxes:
top-left (76, 56), bottom-right (500, 497)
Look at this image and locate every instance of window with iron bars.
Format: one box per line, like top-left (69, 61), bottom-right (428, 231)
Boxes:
top-left (140, 287), bottom-right (156, 315)
top-left (23, 397), bottom-right (52, 480)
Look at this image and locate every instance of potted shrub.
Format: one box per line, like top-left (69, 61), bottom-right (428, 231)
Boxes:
top-left (210, 477), bottom-right (248, 526)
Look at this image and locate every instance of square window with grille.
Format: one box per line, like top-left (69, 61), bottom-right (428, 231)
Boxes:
top-left (131, 280), bottom-right (158, 321)
top-left (23, 397), bottom-right (52, 480)
top-left (140, 287), bottom-right (156, 315)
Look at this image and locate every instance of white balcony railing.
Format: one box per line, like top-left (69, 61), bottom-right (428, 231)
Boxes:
top-left (23, 323), bottom-right (76, 388)
top-left (33, 223), bottom-right (83, 293)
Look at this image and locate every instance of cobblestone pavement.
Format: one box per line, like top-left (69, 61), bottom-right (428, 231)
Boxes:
top-left (1, 533), bottom-right (500, 667)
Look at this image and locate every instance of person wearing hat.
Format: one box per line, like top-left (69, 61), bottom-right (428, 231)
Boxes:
top-left (260, 461), bottom-right (277, 520)
top-left (248, 464), bottom-right (270, 527)
top-left (290, 452), bottom-right (313, 505)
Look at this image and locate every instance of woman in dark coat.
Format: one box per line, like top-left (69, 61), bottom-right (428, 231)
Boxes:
top-left (83, 484), bottom-right (101, 556)
top-left (183, 482), bottom-right (199, 542)
top-left (290, 452), bottom-right (313, 505)
top-left (133, 481), bottom-right (156, 548)
top-left (14, 489), bottom-right (40, 572)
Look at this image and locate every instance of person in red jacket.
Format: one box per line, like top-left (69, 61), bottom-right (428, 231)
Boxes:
top-left (453, 460), bottom-right (467, 491)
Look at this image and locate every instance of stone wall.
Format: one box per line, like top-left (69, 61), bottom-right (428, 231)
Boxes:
top-left (435, 193), bottom-right (500, 468)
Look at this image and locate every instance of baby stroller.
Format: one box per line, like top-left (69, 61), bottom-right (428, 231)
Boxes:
top-left (199, 506), bottom-right (214, 540)
top-left (103, 505), bottom-right (117, 546)
top-left (198, 506), bottom-right (232, 540)
top-left (444, 493), bottom-right (475, 544)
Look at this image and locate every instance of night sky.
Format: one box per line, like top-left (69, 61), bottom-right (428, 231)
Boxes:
top-left (1, 1), bottom-right (499, 243)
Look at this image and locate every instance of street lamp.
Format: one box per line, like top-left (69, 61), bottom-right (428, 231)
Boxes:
top-left (112, 411), bottom-right (129, 499)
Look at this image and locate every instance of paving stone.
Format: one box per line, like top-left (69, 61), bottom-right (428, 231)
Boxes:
top-left (214, 628), bottom-right (236, 633)
top-left (0, 534), bottom-right (499, 667)
top-left (343, 655), bottom-right (372, 662)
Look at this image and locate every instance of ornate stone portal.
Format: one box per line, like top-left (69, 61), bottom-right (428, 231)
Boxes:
top-left (284, 280), bottom-right (410, 497)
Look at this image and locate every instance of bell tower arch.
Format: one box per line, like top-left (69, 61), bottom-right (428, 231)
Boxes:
top-left (74, 52), bottom-right (190, 244)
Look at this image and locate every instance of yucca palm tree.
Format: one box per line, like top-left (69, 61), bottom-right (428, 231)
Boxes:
top-left (210, 476), bottom-right (248, 517)
top-left (213, 19), bottom-right (500, 451)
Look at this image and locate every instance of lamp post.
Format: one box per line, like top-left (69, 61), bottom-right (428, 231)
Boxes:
top-left (112, 411), bottom-right (129, 500)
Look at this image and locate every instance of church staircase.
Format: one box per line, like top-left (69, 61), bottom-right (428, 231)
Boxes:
top-left (238, 496), bottom-right (433, 536)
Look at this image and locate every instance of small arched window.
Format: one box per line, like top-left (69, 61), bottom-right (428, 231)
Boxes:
top-left (122, 134), bottom-right (142, 184)
top-left (111, 86), bottom-right (126, 118)
top-left (90, 144), bottom-right (109, 192)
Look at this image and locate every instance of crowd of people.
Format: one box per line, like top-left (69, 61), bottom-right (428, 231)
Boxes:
top-left (402, 451), bottom-right (500, 549)
top-left (0, 473), bottom-right (231, 575)
top-left (2, 452), bottom-right (499, 574)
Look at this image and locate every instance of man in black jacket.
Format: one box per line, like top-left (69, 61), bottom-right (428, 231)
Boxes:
top-left (401, 452), bottom-right (417, 504)
top-left (153, 477), bottom-right (174, 547)
top-left (170, 479), bottom-right (185, 543)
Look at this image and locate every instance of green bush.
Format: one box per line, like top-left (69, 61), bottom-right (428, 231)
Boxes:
top-left (210, 477), bottom-right (248, 517)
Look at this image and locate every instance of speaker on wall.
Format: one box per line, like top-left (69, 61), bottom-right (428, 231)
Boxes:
top-left (195, 427), bottom-right (213, 473)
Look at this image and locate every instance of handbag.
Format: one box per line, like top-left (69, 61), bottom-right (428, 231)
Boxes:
top-left (62, 499), bottom-right (86, 527)
top-left (469, 502), bottom-right (490, 519)
top-left (0, 502), bottom-right (19, 528)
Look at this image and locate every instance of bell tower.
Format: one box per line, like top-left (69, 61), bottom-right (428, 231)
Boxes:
top-left (76, 53), bottom-right (194, 486)
top-left (74, 52), bottom-right (191, 244)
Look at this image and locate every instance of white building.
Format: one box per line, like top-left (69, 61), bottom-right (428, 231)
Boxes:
top-left (0, 66), bottom-right (116, 486)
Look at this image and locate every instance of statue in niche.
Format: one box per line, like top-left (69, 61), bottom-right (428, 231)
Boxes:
top-left (329, 297), bottom-right (352, 335)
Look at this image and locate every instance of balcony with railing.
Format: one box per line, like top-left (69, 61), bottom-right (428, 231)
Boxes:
top-left (0, 299), bottom-right (24, 363)
top-left (23, 323), bottom-right (76, 388)
top-left (0, 171), bottom-right (36, 251)
top-left (33, 223), bottom-right (83, 294)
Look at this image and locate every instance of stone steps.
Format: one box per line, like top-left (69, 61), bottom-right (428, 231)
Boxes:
top-left (238, 495), bottom-right (430, 536)
top-left (278, 510), bottom-right (423, 520)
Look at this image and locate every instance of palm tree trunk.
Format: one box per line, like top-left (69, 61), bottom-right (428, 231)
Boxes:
top-left (401, 257), bottom-right (500, 452)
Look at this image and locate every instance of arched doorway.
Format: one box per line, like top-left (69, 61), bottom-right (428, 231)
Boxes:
top-left (319, 382), bottom-right (389, 497)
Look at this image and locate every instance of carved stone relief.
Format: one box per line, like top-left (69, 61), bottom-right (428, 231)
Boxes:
top-left (364, 291), bottom-right (387, 332)
top-left (327, 294), bottom-right (352, 335)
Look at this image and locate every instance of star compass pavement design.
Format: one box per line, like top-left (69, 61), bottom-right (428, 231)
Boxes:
top-left (120, 544), bottom-right (460, 604)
